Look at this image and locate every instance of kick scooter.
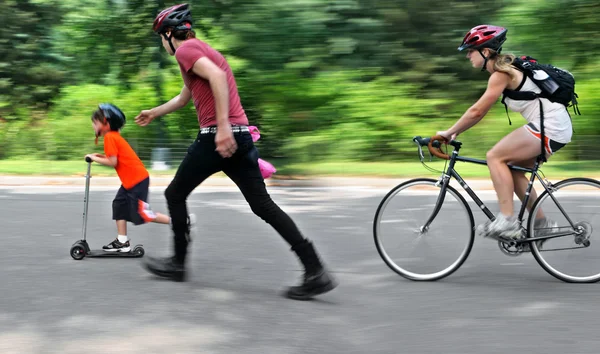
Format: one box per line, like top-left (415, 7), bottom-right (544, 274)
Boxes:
top-left (70, 156), bottom-right (145, 260)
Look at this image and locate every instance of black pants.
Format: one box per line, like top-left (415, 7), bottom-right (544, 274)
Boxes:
top-left (165, 129), bottom-right (306, 263)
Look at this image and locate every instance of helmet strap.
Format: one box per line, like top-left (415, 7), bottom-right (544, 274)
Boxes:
top-left (478, 49), bottom-right (489, 72)
top-left (162, 32), bottom-right (177, 54)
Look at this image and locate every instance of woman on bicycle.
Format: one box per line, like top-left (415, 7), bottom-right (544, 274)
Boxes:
top-left (436, 25), bottom-right (572, 239)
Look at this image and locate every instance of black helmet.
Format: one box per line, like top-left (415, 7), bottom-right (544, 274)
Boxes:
top-left (99, 103), bottom-right (126, 131)
top-left (153, 3), bottom-right (193, 34)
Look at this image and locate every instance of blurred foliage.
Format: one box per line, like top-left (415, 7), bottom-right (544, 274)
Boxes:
top-left (0, 0), bottom-right (66, 119)
top-left (0, 0), bottom-right (599, 163)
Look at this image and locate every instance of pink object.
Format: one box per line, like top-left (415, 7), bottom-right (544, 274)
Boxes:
top-left (249, 126), bottom-right (277, 179)
top-left (258, 158), bottom-right (277, 179)
top-left (249, 125), bottom-right (261, 142)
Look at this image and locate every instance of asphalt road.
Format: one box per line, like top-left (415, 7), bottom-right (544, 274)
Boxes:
top-left (1, 184), bottom-right (599, 354)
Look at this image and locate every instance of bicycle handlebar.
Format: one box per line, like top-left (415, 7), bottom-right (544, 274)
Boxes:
top-left (413, 135), bottom-right (461, 161)
top-left (413, 136), bottom-right (436, 148)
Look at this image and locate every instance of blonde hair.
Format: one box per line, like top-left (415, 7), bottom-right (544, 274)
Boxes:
top-left (489, 50), bottom-right (516, 79)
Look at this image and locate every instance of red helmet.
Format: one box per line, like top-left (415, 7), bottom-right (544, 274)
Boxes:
top-left (153, 3), bottom-right (193, 34)
top-left (458, 25), bottom-right (507, 53)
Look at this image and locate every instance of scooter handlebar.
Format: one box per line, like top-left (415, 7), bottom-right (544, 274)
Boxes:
top-left (85, 156), bottom-right (92, 163)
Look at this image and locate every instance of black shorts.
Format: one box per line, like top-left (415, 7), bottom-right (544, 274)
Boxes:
top-left (112, 177), bottom-right (156, 225)
top-left (525, 123), bottom-right (567, 155)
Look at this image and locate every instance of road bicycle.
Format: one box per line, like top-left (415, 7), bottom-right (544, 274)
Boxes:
top-left (373, 135), bottom-right (600, 283)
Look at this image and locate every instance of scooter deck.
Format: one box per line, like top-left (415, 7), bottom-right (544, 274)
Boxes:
top-left (86, 250), bottom-right (143, 258)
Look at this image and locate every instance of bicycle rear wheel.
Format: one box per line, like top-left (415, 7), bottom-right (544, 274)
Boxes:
top-left (373, 178), bottom-right (475, 281)
top-left (528, 178), bottom-right (600, 283)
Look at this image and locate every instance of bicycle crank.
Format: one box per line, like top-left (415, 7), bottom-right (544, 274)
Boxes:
top-left (498, 240), bottom-right (525, 256)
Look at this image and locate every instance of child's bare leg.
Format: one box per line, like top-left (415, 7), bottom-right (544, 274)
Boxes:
top-left (117, 220), bottom-right (127, 236)
top-left (116, 220), bottom-right (129, 244)
top-left (152, 213), bottom-right (171, 225)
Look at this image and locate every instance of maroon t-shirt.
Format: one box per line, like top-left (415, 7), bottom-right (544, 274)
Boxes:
top-left (175, 39), bottom-right (248, 128)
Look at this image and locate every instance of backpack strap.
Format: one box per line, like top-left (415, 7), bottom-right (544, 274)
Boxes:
top-left (500, 66), bottom-right (534, 125)
top-left (501, 89), bottom-right (538, 127)
top-left (503, 89), bottom-right (538, 101)
top-left (500, 95), bottom-right (512, 126)
top-left (537, 98), bottom-right (547, 163)
top-left (503, 89), bottom-right (547, 162)
top-left (572, 93), bottom-right (581, 116)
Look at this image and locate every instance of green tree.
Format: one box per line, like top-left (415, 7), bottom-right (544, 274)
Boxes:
top-left (0, 0), bottom-right (67, 120)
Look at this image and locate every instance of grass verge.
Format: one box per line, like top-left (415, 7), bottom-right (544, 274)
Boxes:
top-left (1, 159), bottom-right (599, 179)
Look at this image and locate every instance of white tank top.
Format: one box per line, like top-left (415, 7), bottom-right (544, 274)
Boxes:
top-left (503, 75), bottom-right (573, 144)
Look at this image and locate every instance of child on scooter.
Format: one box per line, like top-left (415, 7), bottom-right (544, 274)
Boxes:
top-left (85, 103), bottom-right (195, 252)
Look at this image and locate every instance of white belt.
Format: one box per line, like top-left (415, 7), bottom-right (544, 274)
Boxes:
top-left (199, 125), bottom-right (249, 134)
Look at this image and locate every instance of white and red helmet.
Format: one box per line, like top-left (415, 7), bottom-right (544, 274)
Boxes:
top-left (458, 25), bottom-right (507, 53)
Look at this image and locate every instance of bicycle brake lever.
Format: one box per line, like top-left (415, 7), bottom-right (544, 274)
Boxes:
top-left (415, 141), bottom-right (425, 162)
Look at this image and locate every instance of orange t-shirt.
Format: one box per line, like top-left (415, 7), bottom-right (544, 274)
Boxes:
top-left (103, 131), bottom-right (149, 190)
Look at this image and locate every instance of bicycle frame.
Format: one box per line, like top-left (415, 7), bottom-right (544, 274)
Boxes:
top-left (420, 138), bottom-right (578, 244)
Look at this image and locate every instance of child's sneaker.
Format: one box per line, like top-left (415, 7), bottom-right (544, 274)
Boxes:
top-left (102, 239), bottom-right (131, 252)
top-left (476, 213), bottom-right (521, 239)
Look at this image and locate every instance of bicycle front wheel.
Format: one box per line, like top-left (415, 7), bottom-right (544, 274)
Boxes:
top-left (373, 178), bottom-right (475, 281)
top-left (528, 178), bottom-right (600, 283)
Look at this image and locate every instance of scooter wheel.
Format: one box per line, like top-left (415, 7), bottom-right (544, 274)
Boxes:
top-left (70, 244), bottom-right (86, 260)
top-left (132, 246), bottom-right (145, 257)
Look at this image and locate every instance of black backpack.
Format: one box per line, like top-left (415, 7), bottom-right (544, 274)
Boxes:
top-left (501, 55), bottom-right (581, 118)
top-left (500, 56), bottom-right (580, 162)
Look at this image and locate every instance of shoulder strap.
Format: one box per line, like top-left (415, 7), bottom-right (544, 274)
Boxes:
top-left (537, 98), bottom-right (547, 163)
top-left (500, 95), bottom-right (512, 126)
top-left (503, 89), bottom-right (538, 101)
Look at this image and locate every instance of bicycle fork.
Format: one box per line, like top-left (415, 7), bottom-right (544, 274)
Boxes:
top-left (418, 174), bottom-right (452, 234)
